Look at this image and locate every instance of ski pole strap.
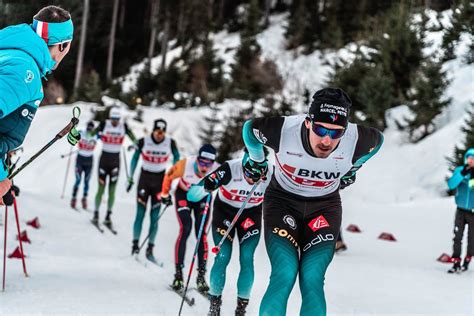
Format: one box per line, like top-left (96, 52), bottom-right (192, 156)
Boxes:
top-left (57, 106), bottom-right (81, 138)
top-left (214, 182), bottom-right (259, 252)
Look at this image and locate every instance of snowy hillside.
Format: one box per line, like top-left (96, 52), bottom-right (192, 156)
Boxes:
top-left (1, 10), bottom-right (474, 316)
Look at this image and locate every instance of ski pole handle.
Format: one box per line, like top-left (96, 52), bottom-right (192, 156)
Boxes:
top-left (8, 106), bottom-right (81, 180)
top-left (212, 182), bottom-right (260, 254)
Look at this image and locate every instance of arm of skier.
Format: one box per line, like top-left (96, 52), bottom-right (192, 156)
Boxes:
top-left (340, 125), bottom-right (384, 189)
top-left (160, 159), bottom-right (186, 198)
top-left (242, 116), bottom-right (283, 162)
top-left (129, 138), bottom-right (144, 179)
top-left (125, 123), bottom-right (137, 144)
top-left (447, 166), bottom-right (465, 191)
top-left (171, 139), bottom-right (180, 164)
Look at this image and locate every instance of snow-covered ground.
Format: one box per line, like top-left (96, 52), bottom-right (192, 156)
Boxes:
top-left (1, 9), bottom-right (474, 316)
top-left (0, 100), bottom-right (472, 315)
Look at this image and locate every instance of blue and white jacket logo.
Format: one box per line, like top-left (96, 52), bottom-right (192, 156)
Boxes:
top-left (253, 128), bottom-right (267, 144)
top-left (25, 70), bottom-right (34, 83)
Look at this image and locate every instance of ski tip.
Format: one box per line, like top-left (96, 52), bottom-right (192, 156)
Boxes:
top-left (211, 246), bottom-right (220, 254)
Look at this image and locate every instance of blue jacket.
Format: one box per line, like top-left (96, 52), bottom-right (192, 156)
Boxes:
top-left (448, 148), bottom-right (474, 211)
top-left (0, 23), bottom-right (55, 180)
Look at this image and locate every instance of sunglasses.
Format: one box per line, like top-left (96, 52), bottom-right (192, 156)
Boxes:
top-left (197, 158), bottom-right (213, 167)
top-left (311, 123), bottom-right (345, 139)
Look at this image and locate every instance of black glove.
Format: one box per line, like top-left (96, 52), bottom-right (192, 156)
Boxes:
top-left (12, 185), bottom-right (20, 197)
top-left (2, 189), bottom-right (14, 206)
top-left (340, 173), bottom-right (356, 190)
top-left (461, 165), bottom-right (471, 176)
top-left (161, 194), bottom-right (172, 206)
top-left (126, 177), bottom-right (134, 193)
top-left (243, 157), bottom-right (268, 182)
top-left (203, 174), bottom-right (219, 191)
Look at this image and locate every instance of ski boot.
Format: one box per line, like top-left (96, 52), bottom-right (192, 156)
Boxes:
top-left (131, 240), bottom-right (139, 255)
top-left (335, 241), bottom-right (347, 253)
top-left (448, 258), bottom-right (462, 273)
top-left (461, 256), bottom-right (471, 272)
top-left (91, 211), bottom-right (99, 225)
top-left (207, 294), bottom-right (222, 316)
top-left (196, 267), bottom-right (209, 294)
top-left (81, 197), bottom-right (88, 210)
top-left (235, 297), bottom-right (249, 316)
top-left (172, 265), bottom-right (184, 291)
top-left (146, 244), bottom-right (157, 263)
top-left (70, 197), bottom-right (77, 209)
top-left (103, 212), bottom-right (115, 231)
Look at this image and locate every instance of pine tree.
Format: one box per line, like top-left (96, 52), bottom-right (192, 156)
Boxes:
top-left (328, 53), bottom-right (372, 124)
top-left (449, 103), bottom-right (474, 169)
top-left (216, 105), bottom-right (253, 163)
top-left (406, 59), bottom-right (451, 142)
top-left (356, 64), bottom-right (394, 131)
top-left (285, 0), bottom-right (306, 49)
top-left (230, 0), bottom-right (263, 100)
top-left (200, 102), bottom-right (221, 146)
top-left (373, 2), bottom-right (424, 104)
top-left (441, 0), bottom-right (473, 62)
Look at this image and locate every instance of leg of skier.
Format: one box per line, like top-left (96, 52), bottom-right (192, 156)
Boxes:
top-left (173, 189), bottom-right (193, 290)
top-left (450, 208), bottom-right (466, 273)
top-left (93, 165), bottom-right (107, 223)
top-left (146, 197), bottom-right (161, 262)
top-left (82, 163), bottom-right (92, 209)
top-left (235, 215), bottom-right (260, 315)
top-left (299, 206), bottom-right (341, 316)
top-left (193, 196), bottom-right (211, 293)
top-left (71, 162), bottom-right (82, 209)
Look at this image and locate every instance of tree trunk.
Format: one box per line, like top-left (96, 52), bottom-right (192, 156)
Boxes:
top-left (148, 0), bottom-right (160, 61)
top-left (119, 0), bottom-right (126, 30)
top-left (263, 0), bottom-right (271, 27)
top-left (160, 9), bottom-right (170, 71)
top-left (74, 0), bottom-right (90, 92)
top-left (217, 0), bottom-right (225, 26)
top-left (106, 0), bottom-right (120, 82)
top-left (177, 0), bottom-right (186, 45)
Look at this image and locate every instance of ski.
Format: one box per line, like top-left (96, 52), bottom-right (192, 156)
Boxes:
top-left (169, 285), bottom-right (195, 306)
top-left (103, 222), bottom-right (118, 235)
top-left (90, 220), bottom-right (104, 233)
top-left (191, 287), bottom-right (209, 299)
top-left (145, 255), bottom-right (164, 267)
top-left (134, 255), bottom-right (164, 268)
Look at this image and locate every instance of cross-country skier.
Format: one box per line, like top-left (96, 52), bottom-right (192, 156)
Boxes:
top-left (187, 148), bottom-right (271, 316)
top-left (71, 121), bottom-right (98, 210)
top-left (0, 5), bottom-right (79, 205)
top-left (127, 119), bottom-right (180, 262)
top-left (447, 148), bottom-right (474, 273)
top-left (159, 144), bottom-right (219, 293)
top-left (242, 87), bottom-right (383, 316)
top-left (92, 107), bottom-right (136, 231)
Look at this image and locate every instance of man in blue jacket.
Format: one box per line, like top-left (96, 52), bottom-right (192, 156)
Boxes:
top-left (447, 148), bottom-right (474, 273)
top-left (0, 5), bottom-right (78, 205)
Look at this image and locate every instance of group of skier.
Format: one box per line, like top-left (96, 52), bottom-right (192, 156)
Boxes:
top-left (2, 4), bottom-right (473, 316)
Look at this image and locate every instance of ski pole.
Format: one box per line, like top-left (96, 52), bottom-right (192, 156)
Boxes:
top-left (178, 194), bottom-right (212, 316)
top-left (8, 107), bottom-right (81, 180)
top-left (212, 182), bottom-right (259, 254)
top-left (61, 147), bottom-right (74, 199)
top-left (137, 205), bottom-right (170, 254)
top-left (2, 206), bottom-right (7, 291)
top-left (12, 199), bottom-right (27, 277)
top-left (60, 149), bottom-right (79, 158)
top-left (122, 147), bottom-right (130, 179)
